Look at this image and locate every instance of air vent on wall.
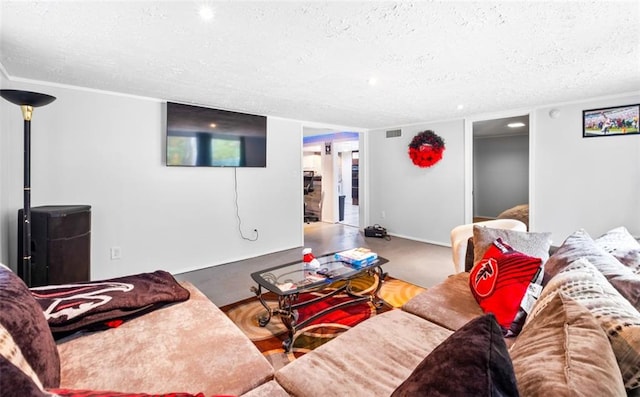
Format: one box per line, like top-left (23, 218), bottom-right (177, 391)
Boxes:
top-left (386, 129), bottom-right (401, 138)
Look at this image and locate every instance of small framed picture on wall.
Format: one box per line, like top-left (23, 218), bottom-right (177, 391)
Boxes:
top-left (583, 104), bottom-right (640, 138)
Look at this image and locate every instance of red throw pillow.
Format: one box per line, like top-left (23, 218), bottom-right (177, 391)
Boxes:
top-left (469, 237), bottom-right (543, 336)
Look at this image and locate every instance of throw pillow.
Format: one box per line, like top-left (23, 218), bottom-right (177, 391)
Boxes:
top-left (1, 356), bottom-right (49, 397)
top-left (535, 258), bottom-right (640, 390)
top-left (0, 264), bottom-right (60, 388)
top-left (595, 226), bottom-right (640, 274)
top-left (472, 225), bottom-right (551, 269)
top-left (510, 293), bottom-right (625, 396)
top-left (0, 321), bottom-right (49, 397)
top-left (469, 238), bottom-right (543, 336)
top-left (544, 228), bottom-right (640, 310)
top-left (391, 313), bottom-right (519, 397)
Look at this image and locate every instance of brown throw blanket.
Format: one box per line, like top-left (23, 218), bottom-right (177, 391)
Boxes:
top-left (30, 270), bottom-right (190, 337)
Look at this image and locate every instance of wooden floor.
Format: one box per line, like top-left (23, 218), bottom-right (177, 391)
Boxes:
top-left (176, 222), bottom-right (455, 307)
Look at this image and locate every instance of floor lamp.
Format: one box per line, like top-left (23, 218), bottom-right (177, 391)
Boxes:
top-left (0, 89), bottom-right (56, 286)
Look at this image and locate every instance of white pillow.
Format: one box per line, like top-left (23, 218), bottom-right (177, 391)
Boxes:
top-left (595, 226), bottom-right (640, 274)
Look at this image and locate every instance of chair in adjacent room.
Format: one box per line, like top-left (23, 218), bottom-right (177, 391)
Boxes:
top-left (304, 191), bottom-right (324, 223)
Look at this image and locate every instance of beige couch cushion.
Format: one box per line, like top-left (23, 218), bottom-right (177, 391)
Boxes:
top-left (536, 258), bottom-right (640, 390)
top-left (402, 272), bottom-right (484, 331)
top-left (57, 282), bottom-right (273, 396)
top-left (510, 292), bottom-right (625, 396)
top-left (275, 309), bottom-right (452, 397)
top-left (240, 380), bottom-right (290, 397)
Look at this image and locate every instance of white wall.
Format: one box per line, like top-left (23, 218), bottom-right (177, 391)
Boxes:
top-left (368, 120), bottom-right (466, 245)
top-left (474, 134), bottom-right (529, 218)
top-left (367, 92), bottom-right (640, 247)
top-left (534, 94), bottom-right (640, 244)
top-left (3, 76), bottom-right (638, 276)
top-left (339, 151), bottom-right (352, 200)
top-left (0, 79), bottom-right (304, 279)
top-left (320, 142), bottom-right (337, 222)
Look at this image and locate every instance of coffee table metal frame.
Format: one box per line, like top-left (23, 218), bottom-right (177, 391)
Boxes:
top-left (250, 253), bottom-right (388, 351)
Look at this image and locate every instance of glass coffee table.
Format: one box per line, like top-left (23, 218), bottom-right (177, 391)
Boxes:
top-left (250, 251), bottom-right (388, 351)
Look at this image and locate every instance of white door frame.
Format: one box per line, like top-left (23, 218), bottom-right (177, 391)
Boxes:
top-left (464, 108), bottom-right (536, 230)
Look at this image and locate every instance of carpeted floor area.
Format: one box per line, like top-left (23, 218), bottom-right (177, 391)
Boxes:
top-left (221, 274), bottom-right (425, 370)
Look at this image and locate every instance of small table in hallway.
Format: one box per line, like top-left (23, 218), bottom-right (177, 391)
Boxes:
top-left (250, 252), bottom-right (388, 351)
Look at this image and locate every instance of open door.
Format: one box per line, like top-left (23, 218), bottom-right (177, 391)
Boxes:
top-left (470, 114), bottom-right (530, 229)
top-left (302, 130), bottom-right (360, 227)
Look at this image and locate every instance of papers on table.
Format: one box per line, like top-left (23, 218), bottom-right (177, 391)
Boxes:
top-left (334, 247), bottom-right (378, 268)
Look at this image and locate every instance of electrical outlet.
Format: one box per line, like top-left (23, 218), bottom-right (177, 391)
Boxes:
top-left (110, 247), bottom-right (122, 260)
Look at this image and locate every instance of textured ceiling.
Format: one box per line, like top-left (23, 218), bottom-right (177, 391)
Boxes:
top-left (1, 1), bottom-right (639, 130)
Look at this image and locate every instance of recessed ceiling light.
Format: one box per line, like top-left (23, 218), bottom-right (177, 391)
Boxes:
top-left (507, 122), bottom-right (526, 128)
top-left (368, 77), bottom-right (377, 86)
top-left (199, 5), bottom-right (214, 21)
top-left (457, 104), bottom-right (464, 110)
top-left (209, 123), bottom-right (217, 128)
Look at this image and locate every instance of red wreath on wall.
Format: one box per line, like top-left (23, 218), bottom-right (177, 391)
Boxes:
top-left (408, 130), bottom-right (445, 168)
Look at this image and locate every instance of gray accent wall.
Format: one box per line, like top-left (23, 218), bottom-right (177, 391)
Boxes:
top-left (473, 134), bottom-right (529, 218)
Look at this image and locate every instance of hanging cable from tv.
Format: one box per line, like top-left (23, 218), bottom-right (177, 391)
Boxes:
top-left (234, 168), bottom-right (258, 241)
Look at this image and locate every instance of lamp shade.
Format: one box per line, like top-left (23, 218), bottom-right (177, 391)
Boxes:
top-left (0, 89), bottom-right (56, 107)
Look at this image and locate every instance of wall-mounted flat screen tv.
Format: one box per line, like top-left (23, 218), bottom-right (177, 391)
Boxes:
top-left (166, 102), bottom-right (267, 167)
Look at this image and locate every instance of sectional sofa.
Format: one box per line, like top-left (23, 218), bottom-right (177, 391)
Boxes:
top-left (2, 225), bottom-right (640, 396)
top-left (0, 266), bottom-right (273, 396)
top-left (256, 225), bottom-right (640, 396)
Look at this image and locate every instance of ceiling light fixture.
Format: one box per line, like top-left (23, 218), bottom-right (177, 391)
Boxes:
top-left (507, 122), bottom-right (526, 128)
top-left (199, 5), bottom-right (214, 21)
top-left (368, 77), bottom-right (377, 86)
top-left (457, 104), bottom-right (464, 110)
top-left (209, 123), bottom-right (217, 128)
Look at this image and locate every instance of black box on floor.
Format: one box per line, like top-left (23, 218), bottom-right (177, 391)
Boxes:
top-left (365, 224), bottom-right (387, 238)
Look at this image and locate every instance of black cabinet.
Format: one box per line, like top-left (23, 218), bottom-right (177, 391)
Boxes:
top-left (18, 205), bottom-right (91, 286)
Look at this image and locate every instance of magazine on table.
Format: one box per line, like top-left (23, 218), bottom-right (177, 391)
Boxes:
top-left (334, 247), bottom-right (378, 267)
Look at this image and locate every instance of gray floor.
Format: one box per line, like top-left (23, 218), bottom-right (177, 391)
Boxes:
top-left (175, 222), bottom-right (455, 307)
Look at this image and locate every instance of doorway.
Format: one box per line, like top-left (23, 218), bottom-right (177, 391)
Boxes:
top-left (471, 114), bottom-right (530, 229)
top-left (338, 149), bottom-right (359, 227)
top-left (302, 129), bottom-right (360, 228)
